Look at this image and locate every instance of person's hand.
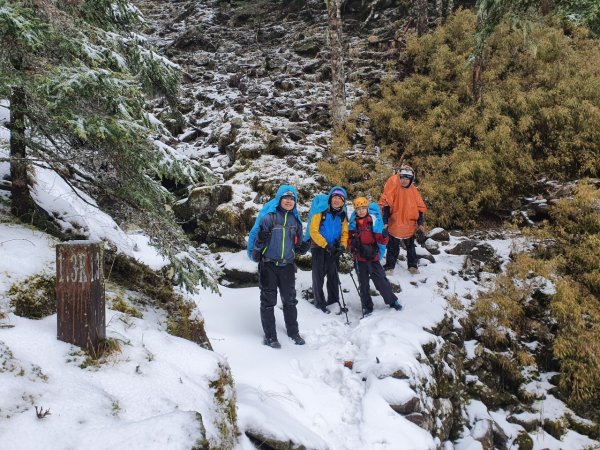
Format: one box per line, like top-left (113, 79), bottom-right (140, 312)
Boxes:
top-left (297, 240), bottom-right (311, 255)
top-left (251, 249), bottom-right (262, 262)
top-left (417, 224), bottom-right (425, 234)
top-left (325, 243), bottom-right (335, 254)
top-left (381, 228), bottom-right (389, 238)
top-left (258, 229), bottom-right (271, 242)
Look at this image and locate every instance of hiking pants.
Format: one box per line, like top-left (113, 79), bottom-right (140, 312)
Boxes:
top-left (311, 246), bottom-right (340, 309)
top-left (355, 260), bottom-right (398, 310)
top-left (384, 235), bottom-right (418, 270)
top-left (259, 262), bottom-right (299, 339)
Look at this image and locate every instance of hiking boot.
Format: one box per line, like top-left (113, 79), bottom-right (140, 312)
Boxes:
top-left (408, 267), bottom-right (420, 275)
top-left (390, 300), bottom-right (403, 311)
top-left (362, 306), bottom-right (373, 316)
top-left (289, 334), bottom-right (305, 345)
top-left (263, 336), bottom-right (281, 349)
top-left (318, 305), bottom-right (331, 314)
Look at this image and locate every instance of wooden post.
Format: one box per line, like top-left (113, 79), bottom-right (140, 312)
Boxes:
top-left (56, 241), bottom-right (105, 353)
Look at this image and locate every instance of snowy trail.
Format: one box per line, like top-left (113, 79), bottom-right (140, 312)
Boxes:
top-left (197, 250), bottom-right (472, 449)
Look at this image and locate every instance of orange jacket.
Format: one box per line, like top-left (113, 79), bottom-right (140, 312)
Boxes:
top-left (379, 175), bottom-right (427, 239)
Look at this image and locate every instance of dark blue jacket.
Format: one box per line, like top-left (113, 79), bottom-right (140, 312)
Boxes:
top-left (255, 207), bottom-right (303, 266)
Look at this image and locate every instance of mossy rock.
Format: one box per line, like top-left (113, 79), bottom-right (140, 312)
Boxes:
top-left (513, 431), bottom-right (533, 450)
top-left (8, 274), bottom-right (56, 319)
top-left (167, 306), bottom-right (213, 351)
top-left (542, 418), bottom-right (566, 440)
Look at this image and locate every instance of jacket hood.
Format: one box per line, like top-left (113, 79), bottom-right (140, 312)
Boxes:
top-left (274, 184), bottom-right (299, 204)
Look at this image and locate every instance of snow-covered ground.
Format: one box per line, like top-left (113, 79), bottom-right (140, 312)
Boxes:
top-left (1, 98), bottom-right (597, 449)
top-left (2, 212), bottom-right (598, 449)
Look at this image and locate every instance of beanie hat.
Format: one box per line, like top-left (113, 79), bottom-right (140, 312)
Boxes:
top-left (330, 188), bottom-right (346, 200)
top-left (353, 197), bottom-right (369, 209)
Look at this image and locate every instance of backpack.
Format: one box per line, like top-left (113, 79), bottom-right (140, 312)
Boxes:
top-left (303, 193), bottom-right (330, 242)
top-left (348, 201), bottom-right (387, 261)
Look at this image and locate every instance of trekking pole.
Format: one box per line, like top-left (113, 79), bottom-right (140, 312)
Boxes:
top-left (333, 257), bottom-right (350, 325)
top-left (337, 276), bottom-right (350, 325)
top-left (348, 265), bottom-right (364, 319)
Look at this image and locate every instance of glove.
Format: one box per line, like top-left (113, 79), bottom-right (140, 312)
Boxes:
top-left (297, 240), bottom-right (311, 255)
top-left (415, 229), bottom-right (427, 246)
top-left (258, 229), bottom-right (271, 242)
top-left (334, 246), bottom-right (345, 258)
top-left (325, 243), bottom-right (335, 254)
top-left (381, 228), bottom-right (389, 238)
top-left (251, 249), bottom-right (262, 262)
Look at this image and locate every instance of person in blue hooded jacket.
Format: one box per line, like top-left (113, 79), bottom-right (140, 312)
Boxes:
top-left (308, 186), bottom-right (349, 314)
top-left (249, 185), bottom-right (310, 349)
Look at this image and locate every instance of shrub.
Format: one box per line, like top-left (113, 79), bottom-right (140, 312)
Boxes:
top-left (325, 10), bottom-right (600, 228)
top-left (8, 274), bottom-right (56, 319)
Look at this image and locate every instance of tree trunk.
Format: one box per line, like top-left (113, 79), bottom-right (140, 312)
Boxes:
top-left (415, 0), bottom-right (428, 36)
top-left (472, 53), bottom-right (483, 104)
top-left (9, 86), bottom-right (35, 220)
top-left (327, 0), bottom-right (346, 127)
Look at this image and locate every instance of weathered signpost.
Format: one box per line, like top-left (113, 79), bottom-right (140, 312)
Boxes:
top-left (56, 241), bottom-right (105, 353)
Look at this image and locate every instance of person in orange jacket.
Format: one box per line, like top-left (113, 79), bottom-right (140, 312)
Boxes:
top-left (379, 164), bottom-right (427, 275)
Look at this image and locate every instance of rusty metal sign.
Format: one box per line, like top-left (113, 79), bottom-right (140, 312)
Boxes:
top-left (56, 241), bottom-right (105, 352)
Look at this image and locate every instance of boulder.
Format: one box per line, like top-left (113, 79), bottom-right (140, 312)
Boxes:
top-left (172, 184), bottom-right (233, 222)
top-left (427, 227), bottom-right (450, 242)
top-left (446, 239), bottom-right (479, 255)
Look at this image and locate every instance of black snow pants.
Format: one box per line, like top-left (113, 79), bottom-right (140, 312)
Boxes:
top-left (311, 246), bottom-right (340, 309)
top-left (384, 235), bottom-right (418, 270)
top-left (355, 260), bottom-right (398, 311)
top-left (259, 261), bottom-right (299, 339)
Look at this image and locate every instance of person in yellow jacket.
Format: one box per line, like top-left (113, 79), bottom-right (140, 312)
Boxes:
top-left (309, 187), bottom-right (349, 314)
top-left (379, 164), bottom-right (427, 275)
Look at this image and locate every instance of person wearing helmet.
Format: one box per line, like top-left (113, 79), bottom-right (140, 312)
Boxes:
top-left (348, 197), bottom-right (402, 314)
top-left (378, 164), bottom-right (427, 275)
top-left (308, 186), bottom-right (349, 314)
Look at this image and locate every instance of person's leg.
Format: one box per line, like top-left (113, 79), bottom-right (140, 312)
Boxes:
top-left (384, 235), bottom-right (400, 270)
top-left (259, 262), bottom-right (278, 341)
top-left (277, 264), bottom-right (299, 338)
top-left (311, 246), bottom-right (328, 310)
top-left (369, 261), bottom-right (398, 305)
top-left (356, 261), bottom-right (373, 312)
top-left (325, 251), bottom-right (340, 305)
top-left (404, 237), bottom-right (418, 270)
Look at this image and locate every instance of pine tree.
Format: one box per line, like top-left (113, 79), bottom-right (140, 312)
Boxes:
top-left (0, 0), bottom-right (215, 292)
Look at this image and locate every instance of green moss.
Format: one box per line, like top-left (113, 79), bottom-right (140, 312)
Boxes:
top-left (543, 418), bottom-right (566, 439)
top-left (208, 363), bottom-right (238, 449)
top-left (514, 431), bottom-right (533, 450)
top-left (109, 295), bottom-right (142, 318)
top-left (8, 274), bottom-right (56, 319)
top-left (166, 300), bottom-right (213, 351)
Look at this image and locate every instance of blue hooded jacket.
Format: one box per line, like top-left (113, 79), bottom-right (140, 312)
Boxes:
top-left (247, 185), bottom-right (303, 265)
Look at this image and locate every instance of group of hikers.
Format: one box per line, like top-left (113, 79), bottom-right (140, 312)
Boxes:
top-left (247, 164), bottom-right (427, 349)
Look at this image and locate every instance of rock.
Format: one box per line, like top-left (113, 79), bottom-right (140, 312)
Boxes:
top-left (446, 239), bottom-right (479, 255)
top-left (423, 238), bottom-right (440, 255)
top-left (293, 37), bottom-right (323, 57)
top-left (513, 431), bottom-right (533, 450)
top-left (288, 128), bottom-right (306, 142)
top-left (198, 203), bottom-right (255, 248)
top-left (390, 396), bottom-right (420, 415)
top-left (471, 419), bottom-right (494, 450)
top-left (172, 184), bottom-right (233, 222)
top-left (221, 267), bottom-right (258, 288)
top-left (427, 227), bottom-right (450, 242)
top-left (404, 412), bottom-right (434, 431)
top-left (469, 243), bottom-right (501, 273)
